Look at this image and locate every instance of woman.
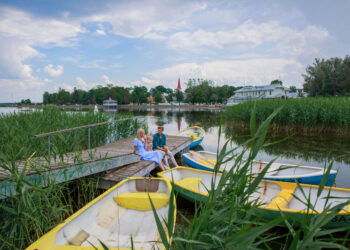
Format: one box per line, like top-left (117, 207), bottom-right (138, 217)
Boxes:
top-left (133, 128), bottom-right (166, 171)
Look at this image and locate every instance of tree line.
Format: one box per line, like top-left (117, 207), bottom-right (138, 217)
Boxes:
top-left (303, 55), bottom-right (350, 97)
top-left (42, 80), bottom-right (239, 105)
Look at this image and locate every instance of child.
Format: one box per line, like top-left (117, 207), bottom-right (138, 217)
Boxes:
top-left (145, 134), bottom-right (153, 152)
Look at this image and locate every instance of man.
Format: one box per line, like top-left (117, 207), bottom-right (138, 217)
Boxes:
top-left (153, 126), bottom-right (178, 169)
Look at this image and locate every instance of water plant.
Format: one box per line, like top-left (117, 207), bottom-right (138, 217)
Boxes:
top-left (223, 97), bottom-right (350, 135)
top-left (151, 104), bottom-right (350, 249)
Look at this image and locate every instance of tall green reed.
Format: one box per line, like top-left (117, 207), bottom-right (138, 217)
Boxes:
top-left (152, 102), bottom-right (350, 249)
top-left (0, 107), bottom-right (146, 249)
top-left (223, 97), bottom-right (350, 135)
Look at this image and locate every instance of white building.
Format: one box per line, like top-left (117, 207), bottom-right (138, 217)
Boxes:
top-left (227, 84), bottom-right (290, 105)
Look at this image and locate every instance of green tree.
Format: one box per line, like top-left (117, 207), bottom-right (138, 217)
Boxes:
top-left (270, 79), bottom-right (283, 85)
top-left (131, 86), bottom-right (148, 104)
top-left (154, 91), bottom-right (163, 103)
top-left (57, 88), bottom-right (71, 104)
top-left (289, 86), bottom-right (297, 93)
top-left (303, 56), bottom-right (350, 96)
top-left (43, 92), bottom-right (50, 104)
top-left (175, 90), bottom-right (184, 102)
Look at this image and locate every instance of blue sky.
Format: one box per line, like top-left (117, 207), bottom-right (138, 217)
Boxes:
top-left (0, 0), bottom-right (349, 102)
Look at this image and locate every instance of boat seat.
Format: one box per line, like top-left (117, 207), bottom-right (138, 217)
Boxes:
top-left (175, 177), bottom-right (202, 190)
top-left (266, 184), bottom-right (296, 209)
top-left (186, 132), bottom-right (199, 138)
top-left (198, 159), bottom-right (216, 166)
top-left (114, 192), bottom-right (169, 210)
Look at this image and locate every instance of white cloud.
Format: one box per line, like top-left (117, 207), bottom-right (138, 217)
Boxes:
top-left (75, 77), bottom-right (99, 90)
top-left (166, 20), bottom-right (328, 56)
top-left (44, 64), bottom-right (64, 77)
top-left (148, 58), bottom-right (304, 87)
top-left (0, 7), bottom-right (84, 101)
top-left (84, 1), bottom-right (206, 39)
top-left (95, 29), bottom-right (106, 36)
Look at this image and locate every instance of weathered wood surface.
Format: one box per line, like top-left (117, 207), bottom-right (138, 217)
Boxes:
top-left (99, 135), bottom-right (192, 189)
top-left (0, 135), bottom-right (191, 198)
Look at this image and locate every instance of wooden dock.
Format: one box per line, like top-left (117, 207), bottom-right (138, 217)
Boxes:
top-left (0, 135), bottom-right (191, 198)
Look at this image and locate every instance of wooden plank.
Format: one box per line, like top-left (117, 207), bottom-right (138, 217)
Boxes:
top-left (98, 135), bottom-right (192, 189)
top-left (0, 135), bottom-right (191, 198)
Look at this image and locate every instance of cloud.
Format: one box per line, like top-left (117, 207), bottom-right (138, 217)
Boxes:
top-left (44, 64), bottom-right (64, 77)
top-left (147, 58), bottom-right (304, 87)
top-left (166, 20), bottom-right (328, 56)
top-left (84, 1), bottom-right (206, 39)
top-left (0, 7), bottom-right (84, 101)
top-left (95, 29), bottom-right (106, 36)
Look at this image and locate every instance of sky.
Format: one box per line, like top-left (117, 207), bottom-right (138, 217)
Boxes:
top-left (0, 0), bottom-right (349, 102)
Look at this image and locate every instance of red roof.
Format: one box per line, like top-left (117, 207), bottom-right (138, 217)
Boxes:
top-left (177, 78), bottom-right (181, 90)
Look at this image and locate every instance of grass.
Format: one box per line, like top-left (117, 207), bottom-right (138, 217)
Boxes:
top-left (152, 103), bottom-right (350, 249)
top-left (0, 107), bottom-right (146, 249)
top-left (223, 97), bottom-right (350, 135)
top-left (0, 107), bottom-right (145, 161)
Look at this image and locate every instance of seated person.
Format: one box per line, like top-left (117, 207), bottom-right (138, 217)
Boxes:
top-left (153, 126), bottom-right (178, 168)
top-left (133, 128), bottom-right (165, 171)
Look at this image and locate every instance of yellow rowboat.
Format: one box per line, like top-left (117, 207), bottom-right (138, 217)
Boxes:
top-left (27, 178), bottom-right (176, 250)
top-left (174, 126), bottom-right (205, 148)
top-left (159, 167), bottom-right (350, 228)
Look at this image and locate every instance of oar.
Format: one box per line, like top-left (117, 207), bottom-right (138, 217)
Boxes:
top-left (189, 150), bottom-right (215, 167)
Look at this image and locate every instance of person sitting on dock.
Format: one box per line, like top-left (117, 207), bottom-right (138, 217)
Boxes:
top-left (145, 134), bottom-right (153, 152)
top-left (153, 126), bottom-right (178, 168)
top-left (133, 128), bottom-right (166, 171)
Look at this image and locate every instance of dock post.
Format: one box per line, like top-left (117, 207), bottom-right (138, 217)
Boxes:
top-left (88, 127), bottom-right (91, 149)
top-left (115, 122), bottom-right (118, 140)
top-left (48, 135), bottom-right (50, 155)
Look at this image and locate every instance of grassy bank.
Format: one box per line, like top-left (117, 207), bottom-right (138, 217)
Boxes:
top-left (0, 107), bottom-right (145, 161)
top-left (0, 107), bottom-right (146, 249)
top-left (223, 97), bottom-right (350, 135)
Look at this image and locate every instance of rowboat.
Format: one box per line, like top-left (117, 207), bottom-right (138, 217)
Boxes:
top-left (174, 126), bottom-right (205, 148)
top-left (182, 151), bottom-right (336, 186)
top-left (159, 167), bottom-right (350, 228)
top-left (27, 178), bottom-right (175, 250)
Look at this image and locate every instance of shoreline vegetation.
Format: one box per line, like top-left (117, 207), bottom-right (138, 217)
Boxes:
top-left (0, 104), bottom-right (349, 248)
top-left (223, 97), bottom-right (350, 136)
top-left (0, 107), bottom-right (145, 249)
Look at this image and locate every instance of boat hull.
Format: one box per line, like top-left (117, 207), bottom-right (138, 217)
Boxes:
top-left (183, 151), bottom-right (336, 186)
top-left (174, 126), bottom-right (205, 149)
top-left (27, 178), bottom-right (176, 250)
top-left (159, 167), bottom-right (350, 229)
top-left (190, 137), bottom-right (204, 148)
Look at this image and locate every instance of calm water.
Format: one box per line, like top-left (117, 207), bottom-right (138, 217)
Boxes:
top-left (1, 107), bottom-right (350, 188)
top-left (116, 109), bottom-right (350, 188)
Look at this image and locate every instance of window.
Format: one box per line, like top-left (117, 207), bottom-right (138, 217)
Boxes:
top-left (269, 90), bottom-right (272, 95)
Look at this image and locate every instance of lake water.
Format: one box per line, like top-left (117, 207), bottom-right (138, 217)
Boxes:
top-left (1, 107), bottom-right (350, 188)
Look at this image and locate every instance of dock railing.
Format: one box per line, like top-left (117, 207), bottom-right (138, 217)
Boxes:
top-left (34, 116), bottom-right (143, 154)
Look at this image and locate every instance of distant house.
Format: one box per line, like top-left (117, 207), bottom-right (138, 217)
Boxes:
top-left (103, 98), bottom-right (118, 111)
top-left (227, 84), bottom-right (290, 105)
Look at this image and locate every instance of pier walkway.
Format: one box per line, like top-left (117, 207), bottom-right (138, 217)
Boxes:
top-left (0, 133), bottom-right (191, 198)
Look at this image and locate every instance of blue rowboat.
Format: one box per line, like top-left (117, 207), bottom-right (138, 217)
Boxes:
top-left (182, 151), bottom-right (337, 186)
top-left (174, 126), bottom-right (205, 148)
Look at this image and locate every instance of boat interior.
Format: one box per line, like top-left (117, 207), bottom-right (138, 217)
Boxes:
top-left (248, 181), bottom-right (349, 212)
top-left (161, 167), bottom-right (221, 195)
top-left (55, 179), bottom-right (171, 249)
